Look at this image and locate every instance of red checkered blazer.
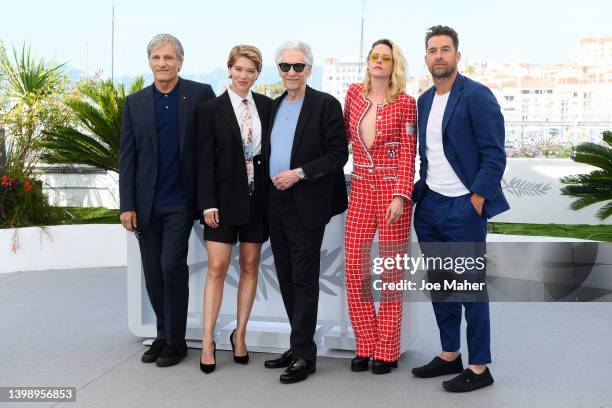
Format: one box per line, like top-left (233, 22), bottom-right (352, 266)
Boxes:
top-left (343, 83), bottom-right (417, 200)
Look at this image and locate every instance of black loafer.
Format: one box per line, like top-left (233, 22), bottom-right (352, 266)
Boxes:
top-left (264, 349), bottom-right (293, 369)
top-left (156, 344), bottom-right (188, 367)
top-left (279, 358), bottom-right (316, 384)
top-left (412, 355), bottom-right (464, 378)
top-left (442, 367), bottom-right (494, 392)
top-left (350, 356), bottom-right (370, 372)
top-left (141, 339), bottom-right (165, 363)
top-left (371, 360), bottom-right (398, 375)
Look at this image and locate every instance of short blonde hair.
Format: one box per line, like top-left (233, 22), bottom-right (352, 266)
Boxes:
top-left (227, 45), bottom-right (263, 73)
top-left (362, 39), bottom-right (407, 103)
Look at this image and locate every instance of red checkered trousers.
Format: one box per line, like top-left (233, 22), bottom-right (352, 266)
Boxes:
top-left (343, 83), bottom-right (417, 362)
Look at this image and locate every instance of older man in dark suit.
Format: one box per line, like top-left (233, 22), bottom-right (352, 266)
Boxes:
top-left (119, 33), bottom-right (215, 367)
top-left (262, 40), bottom-right (349, 384)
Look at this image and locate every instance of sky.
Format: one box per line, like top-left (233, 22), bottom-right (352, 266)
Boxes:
top-left (1, 0), bottom-right (611, 80)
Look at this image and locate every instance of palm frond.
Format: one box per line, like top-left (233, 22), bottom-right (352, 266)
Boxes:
top-left (40, 77), bottom-right (144, 172)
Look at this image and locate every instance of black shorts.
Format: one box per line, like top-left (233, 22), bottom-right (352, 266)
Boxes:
top-left (204, 155), bottom-right (268, 244)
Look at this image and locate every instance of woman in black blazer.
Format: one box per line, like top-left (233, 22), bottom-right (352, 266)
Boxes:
top-left (196, 45), bottom-right (273, 373)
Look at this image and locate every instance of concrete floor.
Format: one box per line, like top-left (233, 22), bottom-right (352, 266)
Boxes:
top-left (1, 267), bottom-right (611, 408)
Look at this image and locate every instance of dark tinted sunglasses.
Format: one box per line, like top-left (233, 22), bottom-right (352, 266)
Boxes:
top-left (278, 63), bottom-right (307, 73)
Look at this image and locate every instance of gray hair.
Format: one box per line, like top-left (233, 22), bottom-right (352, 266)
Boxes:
top-left (147, 34), bottom-right (184, 61)
top-left (275, 41), bottom-right (314, 66)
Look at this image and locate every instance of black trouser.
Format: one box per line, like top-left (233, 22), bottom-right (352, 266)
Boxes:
top-left (268, 187), bottom-right (325, 361)
top-left (138, 205), bottom-right (193, 347)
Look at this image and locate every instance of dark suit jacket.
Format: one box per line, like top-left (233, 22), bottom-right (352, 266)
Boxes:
top-left (119, 78), bottom-right (216, 228)
top-left (264, 85), bottom-right (349, 229)
top-left (413, 73), bottom-right (510, 219)
top-left (196, 90), bottom-right (273, 225)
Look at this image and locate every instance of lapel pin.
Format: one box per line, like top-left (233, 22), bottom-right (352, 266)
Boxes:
top-left (182, 96), bottom-right (187, 100)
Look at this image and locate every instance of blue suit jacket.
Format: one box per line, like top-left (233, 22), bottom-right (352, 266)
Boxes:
top-left (119, 78), bottom-right (215, 228)
top-left (412, 73), bottom-right (510, 219)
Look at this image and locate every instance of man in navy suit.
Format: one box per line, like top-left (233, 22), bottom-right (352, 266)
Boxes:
top-left (411, 26), bottom-right (509, 392)
top-left (119, 34), bottom-right (215, 367)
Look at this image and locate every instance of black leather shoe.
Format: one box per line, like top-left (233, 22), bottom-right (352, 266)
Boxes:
top-left (141, 339), bottom-right (165, 363)
top-left (412, 355), bottom-right (464, 378)
top-left (442, 367), bottom-right (494, 392)
top-left (350, 356), bottom-right (370, 372)
top-left (199, 341), bottom-right (216, 374)
top-left (371, 360), bottom-right (398, 375)
top-left (230, 329), bottom-right (249, 365)
top-left (155, 344), bottom-right (188, 367)
top-left (279, 358), bottom-right (316, 384)
top-left (264, 349), bottom-right (293, 369)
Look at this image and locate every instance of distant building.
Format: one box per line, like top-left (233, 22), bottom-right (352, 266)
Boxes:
top-left (322, 57), bottom-right (363, 105)
top-left (323, 36), bottom-right (612, 146)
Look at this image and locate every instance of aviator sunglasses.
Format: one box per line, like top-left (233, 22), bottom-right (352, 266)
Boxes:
top-left (278, 62), bottom-right (307, 73)
top-left (369, 53), bottom-right (394, 64)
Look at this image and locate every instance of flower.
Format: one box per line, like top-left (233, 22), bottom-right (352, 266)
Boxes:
top-left (1, 175), bottom-right (14, 187)
top-left (23, 180), bottom-right (33, 192)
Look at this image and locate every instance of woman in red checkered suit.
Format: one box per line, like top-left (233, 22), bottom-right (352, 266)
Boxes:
top-left (343, 39), bottom-right (417, 374)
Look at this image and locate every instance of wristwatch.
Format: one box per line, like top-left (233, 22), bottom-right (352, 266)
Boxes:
top-left (296, 167), bottom-right (306, 180)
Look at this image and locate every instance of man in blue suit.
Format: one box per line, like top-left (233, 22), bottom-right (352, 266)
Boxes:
top-left (411, 26), bottom-right (509, 392)
top-left (119, 34), bottom-right (215, 367)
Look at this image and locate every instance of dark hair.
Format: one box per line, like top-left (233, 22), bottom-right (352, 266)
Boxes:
top-left (425, 25), bottom-right (459, 50)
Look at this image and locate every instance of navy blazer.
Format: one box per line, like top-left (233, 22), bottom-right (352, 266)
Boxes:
top-left (119, 78), bottom-right (216, 228)
top-left (412, 73), bottom-right (510, 219)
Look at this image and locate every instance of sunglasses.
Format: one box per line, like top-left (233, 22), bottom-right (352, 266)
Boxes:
top-left (278, 62), bottom-right (307, 73)
top-left (369, 53), bottom-right (394, 64)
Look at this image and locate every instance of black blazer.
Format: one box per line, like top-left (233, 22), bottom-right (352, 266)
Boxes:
top-left (264, 85), bottom-right (349, 229)
top-left (196, 90), bottom-right (273, 226)
top-left (119, 78), bottom-right (216, 228)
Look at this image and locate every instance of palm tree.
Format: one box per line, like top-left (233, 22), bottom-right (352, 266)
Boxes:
top-left (560, 131), bottom-right (612, 221)
top-left (40, 77), bottom-right (144, 173)
top-left (0, 44), bottom-right (69, 177)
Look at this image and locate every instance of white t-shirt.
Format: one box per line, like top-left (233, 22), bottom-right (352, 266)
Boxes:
top-left (425, 92), bottom-right (470, 197)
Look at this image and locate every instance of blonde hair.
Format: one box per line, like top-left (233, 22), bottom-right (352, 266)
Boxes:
top-left (227, 45), bottom-right (263, 73)
top-left (362, 39), bottom-right (407, 103)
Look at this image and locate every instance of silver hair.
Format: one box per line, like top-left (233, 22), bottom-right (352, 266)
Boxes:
top-left (147, 34), bottom-right (184, 61)
top-left (275, 40), bottom-right (314, 66)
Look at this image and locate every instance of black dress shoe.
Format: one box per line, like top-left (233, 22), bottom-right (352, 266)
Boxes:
top-left (156, 344), bottom-right (188, 367)
top-left (264, 349), bottom-right (293, 369)
top-left (442, 367), bottom-right (494, 392)
top-left (279, 358), bottom-right (316, 384)
top-left (199, 341), bottom-right (216, 374)
top-left (230, 329), bottom-right (249, 364)
top-left (412, 355), bottom-right (464, 378)
top-left (371, 360), bottom-right (398, 375)
top-left (141, 339), bottom-right (165, 363)
top-left (350, 356), bottom-right (370, 372)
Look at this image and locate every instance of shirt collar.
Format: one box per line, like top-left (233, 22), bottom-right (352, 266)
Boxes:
top-left (153, 78), bottom-right (180, 97)
top-left (227, 87), bottom-right (254, 110)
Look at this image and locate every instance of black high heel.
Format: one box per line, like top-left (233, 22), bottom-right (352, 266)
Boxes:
top-left (230, 329), bottom-right (249, 364)
top-left (199, 341), bottom-right (216, 374)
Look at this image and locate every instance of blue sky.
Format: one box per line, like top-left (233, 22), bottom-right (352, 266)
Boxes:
top-left (1, 0), bottom-right (610, 79)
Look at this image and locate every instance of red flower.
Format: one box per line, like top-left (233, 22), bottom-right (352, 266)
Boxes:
top-left (1, 175), bottom-right (13, 187)
top-left (23, 180), bottom-right (33, 192)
